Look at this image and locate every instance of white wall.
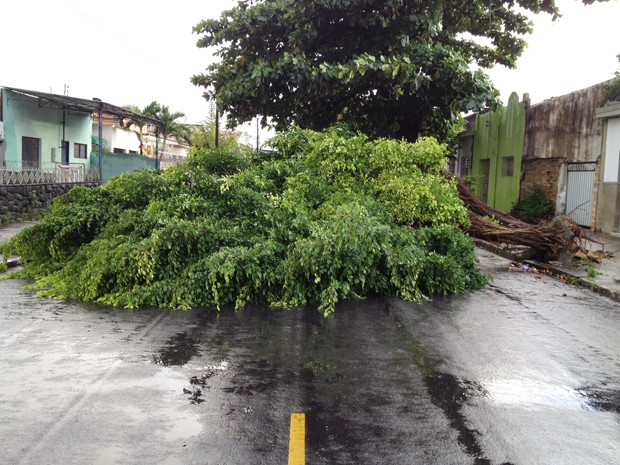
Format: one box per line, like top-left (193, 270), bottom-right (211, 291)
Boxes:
top-left (92, 123), bottom-right (140, 153)
top-left (143, 134), bottom-right (188, 157)
top-left (603, 117), bottom-right (620, 183)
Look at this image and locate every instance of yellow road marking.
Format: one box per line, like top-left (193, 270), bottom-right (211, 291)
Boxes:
top-left (288, 413), bottom-right (305, 465)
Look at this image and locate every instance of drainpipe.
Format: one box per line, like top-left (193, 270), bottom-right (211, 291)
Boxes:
top-left (155, 126), bottom-right (160, 170)
top-left (215, 106), bottom-right (219, 148)
top-left (94, 99), bottom-right (103, 182)
top-left (62, 110), bottom-right (67, 165)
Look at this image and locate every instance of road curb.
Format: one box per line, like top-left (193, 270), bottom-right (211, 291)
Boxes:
top-left (523, 260), bottom-right (620, 304)
top-left (474, 238), bottom-right (620, 304)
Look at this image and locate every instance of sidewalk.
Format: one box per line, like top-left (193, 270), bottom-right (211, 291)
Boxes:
top-left (0, 221), bottom-right (38, 270)
top-left (525, 231), bottom-right (620, 303)
top-left (478, 231), bottom-right (620, 303)
top-left (0, 221), bottom-right (38, 243)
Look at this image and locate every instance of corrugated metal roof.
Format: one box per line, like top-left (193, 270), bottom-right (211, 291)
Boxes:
top-left (2, 86), bottom-right (162, 127)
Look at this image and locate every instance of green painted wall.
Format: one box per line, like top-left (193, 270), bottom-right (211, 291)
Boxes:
top-left (90, 151), bottom-right (157, 183)
top-left (471, 92), bottom-right (526, 213)
top-left (2, 90), bottom-right (92, 169)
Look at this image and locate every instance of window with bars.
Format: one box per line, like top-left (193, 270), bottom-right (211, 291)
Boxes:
top-left (74, 142), bottom-right (88, 159)
top-left (22, 136), bottom-right (40, 168)
top-left (502, 156), bottom-right (514, 177)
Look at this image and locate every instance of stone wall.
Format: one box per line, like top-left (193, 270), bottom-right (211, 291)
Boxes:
top-left (0, 182), bottom-right (100, 220)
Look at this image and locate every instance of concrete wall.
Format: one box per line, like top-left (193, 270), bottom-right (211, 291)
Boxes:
top-left (93, 122), bottom-right (141, 154)
top-left (595, 107), bottom-right (620, 233)
top-left (523, 82), bottom-right (608, 164)
top-left (90, 151), bottom-right (156, 183)
top-left (520, 82), bottom-right (613, 221)
top-left (602, 116), bottom-right (620, 183)
top-left (143, 134), bottom-right (188, 158)
top-left (597, 183), bottom-right (620, 233)
top-left (2, 90), bottom-right (92, 169)
top-left (0, 182), bottom-right (100, 219)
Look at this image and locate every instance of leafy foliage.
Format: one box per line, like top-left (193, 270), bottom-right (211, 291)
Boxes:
top-left (511, 183), bottom-right (556, 224)
top-left (5, 128), bottom-right (487, 315)
top-left (190, 107), bottom-right (252, 153)
top-left (191, 0), bottom-right (603, 141)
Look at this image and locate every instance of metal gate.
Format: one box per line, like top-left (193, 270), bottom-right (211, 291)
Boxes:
top-left (565, 162), bottom-right (596, 227)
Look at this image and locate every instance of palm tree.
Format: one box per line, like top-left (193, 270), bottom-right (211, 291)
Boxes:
top-left (121, 101), bottom-right (161, 156)
top-left (157, 105), bottom-right (192, 154)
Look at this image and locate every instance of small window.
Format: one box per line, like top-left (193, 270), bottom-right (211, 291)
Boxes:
top-left (22, 136), bottom-right (40, 168)
top-left (128, 150), bottom-right (138, 154)
top-left (113, 148), bottom-right (126, 154)
top-left (74, 143), bottom-right (87, 159)
top-left (502, 156), bottom-right (514, 177)
top-left (447, 156), bottom-right (456, 174)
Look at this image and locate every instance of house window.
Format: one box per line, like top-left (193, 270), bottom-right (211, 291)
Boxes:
top-left (22, 137), bottom-right (40, 168)
top-left (447, 156), bottom-right (457, 174)
top-left (74, 143), bottom-right (87, 159)
top-left (113, 148), bottom-right (126, 154)
top-left (502, 156), bottom-right (514, 177)
top-left (460, 157), bottom-right (472, 177)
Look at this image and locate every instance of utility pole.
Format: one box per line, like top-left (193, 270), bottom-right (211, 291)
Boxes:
top-left (95, 99), bottom-right (103, 182)
top-left (215, 104), bottom-right (219, 148)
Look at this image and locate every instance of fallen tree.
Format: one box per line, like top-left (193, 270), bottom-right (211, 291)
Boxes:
top-left (3, 128), bottom-right (488, 315)
top-left (453, 175), bottom-right (595, 261)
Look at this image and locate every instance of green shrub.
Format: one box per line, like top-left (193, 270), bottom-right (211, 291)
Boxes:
top-left (511, 183), bottom-right (555, 224)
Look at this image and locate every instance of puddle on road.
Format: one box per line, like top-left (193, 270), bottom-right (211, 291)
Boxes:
top-left (577, 386), bottom-right (620, 413)
top-left (183, 361), bottom-right (229, 404)
top-left (153, 331), bottom-right (200, 366)
top-left (388, 305), bottom-right (513, 465)
top-left (482, 379), bottom-right (620, 414)
top-left (93, 446), bottom-right (124, 465)
top-left (484, 379), bottom-right (590, 411)
top-left (424, 373), bottom-right (506, 465)
top-left (184, 358), bottom-right (283, 404)
top-left (164, 415), bottom-right (203, 441)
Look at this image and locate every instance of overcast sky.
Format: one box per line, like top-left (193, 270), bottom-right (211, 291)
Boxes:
top-left (1, 0), bottom-right (619, 131)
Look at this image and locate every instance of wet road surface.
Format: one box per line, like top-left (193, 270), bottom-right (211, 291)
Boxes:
top-left (1, 250), bottom-right (619, 465)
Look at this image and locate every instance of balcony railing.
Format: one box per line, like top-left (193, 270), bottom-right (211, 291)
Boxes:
top-left (0, 162), bottom-right (101, 185)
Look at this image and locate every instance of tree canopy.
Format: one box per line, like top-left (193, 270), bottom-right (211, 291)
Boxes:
top-left (192, 0), bottom-right (606, 141)
top-left (190, 105), bottom-right (252, 153)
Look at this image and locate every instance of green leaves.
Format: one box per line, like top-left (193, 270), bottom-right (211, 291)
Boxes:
top-left (191, 0), bottom-right (599, 141)
top-left (8, 128), bottom-right (487, 314)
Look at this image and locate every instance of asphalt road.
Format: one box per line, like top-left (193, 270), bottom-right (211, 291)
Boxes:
top-left (1, 250), bottom-right (619, 465)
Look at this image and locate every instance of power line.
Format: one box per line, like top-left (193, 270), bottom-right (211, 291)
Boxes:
top-left (61, 0), bottom-right (160, 69)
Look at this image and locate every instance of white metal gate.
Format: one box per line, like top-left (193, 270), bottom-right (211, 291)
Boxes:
top-left (565, 162), bottom-right (596, 227)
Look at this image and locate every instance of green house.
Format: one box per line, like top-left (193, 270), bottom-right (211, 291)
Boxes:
top-left (461, 92), bottom-right (527, 213)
